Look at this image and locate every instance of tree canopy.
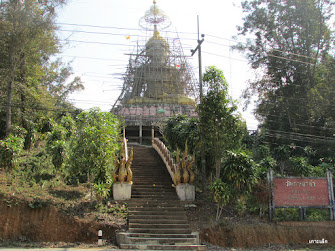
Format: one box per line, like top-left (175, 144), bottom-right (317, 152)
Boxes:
top-left (198, 66), bottom-right (246, 178)
top-left (0, 0), bottom-right (83, 139)
top-left (237, 0), bottom-right (335, 162)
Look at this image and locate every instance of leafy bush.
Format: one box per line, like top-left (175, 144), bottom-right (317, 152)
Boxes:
top-left (257, 156), bottom-right (276, 179)
top-left (306, 209), bottom-right (329, 221)
top-left (273, 208), bottom-right (300, 221)
top-left (209, 179), bottom-right (233, 221)
top-left (47, 124), bottom-right (68, 171)
top-left (23, 120), bottom-right (37, 150)
top-left (221, 150), bottom-right (257, 194)
top-left (246, 180), bottom-right (270, 217)
top-left (93, 182), bottom-right (111, 204)
top-left (0, 134), bottom-right (25, 173)
top-left (289, 156), bottom-right (313, 176)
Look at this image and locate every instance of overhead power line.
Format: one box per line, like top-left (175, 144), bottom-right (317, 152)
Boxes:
top-left (61, 39), bottom-right (134, 47)
top-left (57, 22), bottom-right (324, 63)
top-left (58, 29), bottom-right (198, 42)
top-left (267, 53), bottom-right (315, 65)
top-left (57, 22), bottom-right (198, 36)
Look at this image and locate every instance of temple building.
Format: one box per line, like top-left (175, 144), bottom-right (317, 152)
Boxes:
top-left (112, 1), bottom-right (198, 143)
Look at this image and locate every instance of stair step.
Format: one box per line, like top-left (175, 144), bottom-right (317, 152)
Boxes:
top-left (129, 223), bottom-right (190, 229)
top-left (127, 237), bottom-right (197, 245)
top-left (131, 194), bottom-right (177, 197)
top-left (128, 228), bottom-right (192, 234)
top-left (129, 215), bottom-right (188, 220)
top-left (132, 176), bottom-right (170, 179)
top-left (131, 193), bottom-right (176, 197)
top-left (132, 178), bottom-right (172, 181)
top-left (128, 199), bottom-right (182, 204)
top-left (132, 188), bottom-right (175, 193)
top-left (132, 188), bottom-right (175, 191)
top-left (132, 182), bottom-right (173, 185)
top-left (120, 243), bottom-right (206, 250)
top-left (127, 233), bottom-right (196, 238)
top-left (128, 205), bottom-right (184, 210)
top-left (131, 195), bottom-right (178, 199)
top-left (128, 204), bottom-right (185, 209)
top-left (132, 179), bottom-right (172, 182)
top-left (128, 204), bottom-right (184, 208)
top-left (130, 219), bottom-right (189, 224)
top-left (131, 194), bottom-right (177, 198)
top-left (129, 211), bottom-right (186, 216)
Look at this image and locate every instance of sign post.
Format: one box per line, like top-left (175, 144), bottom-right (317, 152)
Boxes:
top-left (268, 170), bottom-right (334, 221)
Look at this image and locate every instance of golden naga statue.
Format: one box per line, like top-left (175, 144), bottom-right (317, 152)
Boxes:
top-left (173, 142), bottom-right (195, 185)
top-left (112, 142), bottom-right (133, 184)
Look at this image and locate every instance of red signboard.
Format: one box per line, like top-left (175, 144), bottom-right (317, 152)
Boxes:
top-left (273, 178), bottom-right (330, 207)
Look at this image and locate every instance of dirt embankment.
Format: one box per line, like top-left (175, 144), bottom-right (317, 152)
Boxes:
top-left (2, 194), bottom-right (335, 249)
top-left (0, 197), bottom-right (118, 243)
top-left (200, 222), bottom-right (335, 248)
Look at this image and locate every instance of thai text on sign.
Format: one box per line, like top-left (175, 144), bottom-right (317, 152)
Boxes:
top-left (273, 178), bottom-right (329, 207)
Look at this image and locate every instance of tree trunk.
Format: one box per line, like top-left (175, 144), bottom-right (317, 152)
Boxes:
top-left (215, 134), bottom-right (221, 179)
top-left (6, 50), bottom-right (16, 136)
top-left (215, 159), bottom-right (221, 179)
top-left (200, 128), bottom-right (206, 191)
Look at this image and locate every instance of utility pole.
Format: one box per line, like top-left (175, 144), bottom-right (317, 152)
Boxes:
top-left (191, 16), bottom-right (206, 189)
top-left (191, 15), bottom-right (205, 99)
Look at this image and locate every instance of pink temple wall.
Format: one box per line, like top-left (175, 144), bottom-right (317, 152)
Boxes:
top-left (118, 105), bottom-right (196, 118)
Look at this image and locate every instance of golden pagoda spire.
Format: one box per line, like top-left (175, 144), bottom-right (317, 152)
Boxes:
top-left (153, 24), bottom-right (159, 37)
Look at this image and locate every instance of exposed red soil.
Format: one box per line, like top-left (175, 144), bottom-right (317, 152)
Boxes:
top-left (0, 197), bottom-right (118, 243)
top-left (200, 223), bottom-right (335, 248)
top-left (185, 199), bottom-right (335, 249)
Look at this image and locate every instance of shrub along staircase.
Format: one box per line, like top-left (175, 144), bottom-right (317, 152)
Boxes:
top-left (117, 144), bottom-right (206, 250)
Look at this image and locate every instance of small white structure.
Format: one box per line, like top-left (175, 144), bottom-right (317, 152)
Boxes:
top-left (176, 183), bottom-right (195, 201)
top-left (113, 182), bottom-right (132, 200)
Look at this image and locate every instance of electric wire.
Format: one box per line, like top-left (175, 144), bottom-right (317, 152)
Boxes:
top-left (57, 22), bottom-right (324, 63)
top-left (55, 28), bottom-right (323, 68)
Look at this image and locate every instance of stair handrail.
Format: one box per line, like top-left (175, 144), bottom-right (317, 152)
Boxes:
top-left (123, 135), bottom-right (128, 162)
top-left (152, 137), bottom-right (176, 182)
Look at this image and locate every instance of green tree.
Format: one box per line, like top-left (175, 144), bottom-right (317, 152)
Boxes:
top-left (0, 0), bottom-right (83, 139)
top-left (163, 114), bottom-right (199, 154)
top-left (67, 108), bottom-right (121, 184)
top-left (197, 66), bottom-right (245, 179)
top-left (237, 0), bottom-right (335, 156)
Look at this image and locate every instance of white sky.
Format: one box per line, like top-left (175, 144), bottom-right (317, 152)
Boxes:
top-left (56, 0), bottom-right (258, 130)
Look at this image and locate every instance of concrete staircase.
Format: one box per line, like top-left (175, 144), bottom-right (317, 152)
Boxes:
top-left (117, 145), bottom-right (206, 250)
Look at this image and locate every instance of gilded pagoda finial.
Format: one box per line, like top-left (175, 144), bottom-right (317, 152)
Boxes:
top-left (139, 0), bottom-right (171, 30)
